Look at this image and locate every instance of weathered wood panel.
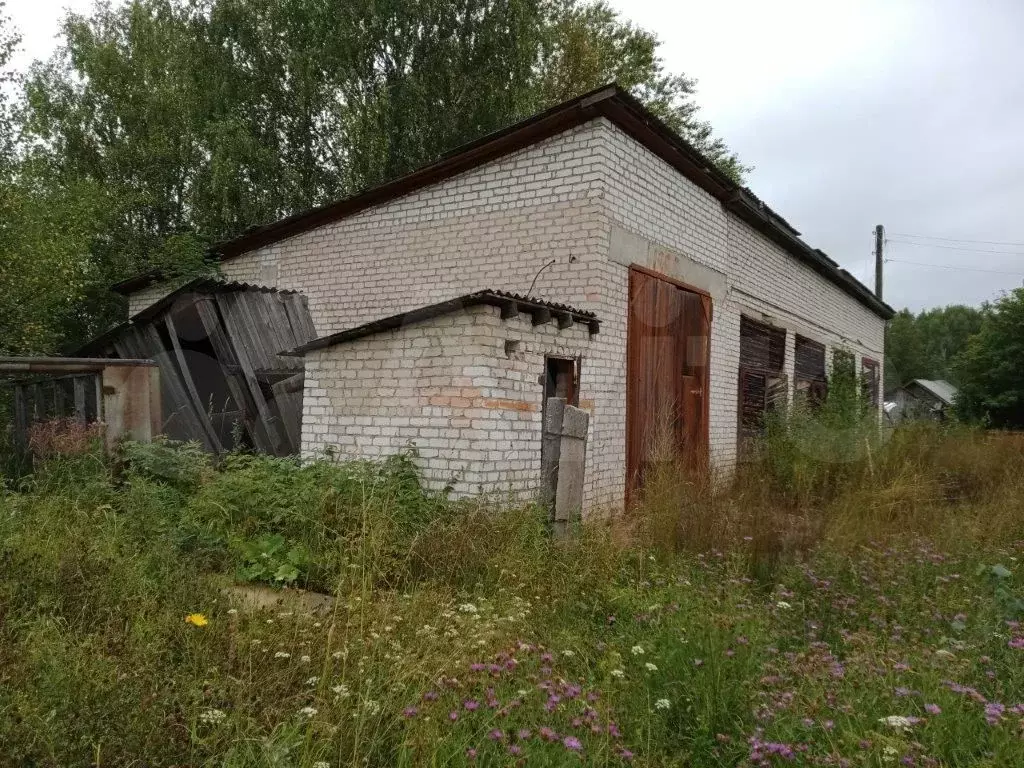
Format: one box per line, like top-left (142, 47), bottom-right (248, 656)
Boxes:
top-left (165, 312), bottom-right (223, 452)
top-left (271, 372), bottom-right (305, 455)
top-left (194, 297), bottom-right (269, 452)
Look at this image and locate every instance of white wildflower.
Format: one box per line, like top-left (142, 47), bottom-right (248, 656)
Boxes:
top-left (645, 662), bottom-right (658, 672)
top-left (199, 708), bottom-right (227, 724)
top-left (300, 654), bottom-right (311, 663)
top-left (298, 706), bottom-right (318, 718)
top-left (274, 651), bottom-right (291, 659)
top-left (654, 698), bottom-right (671, 710)
top-left (562, 650), bottom-right (575, 658)
top-left (226, 608), bottom-right (238, 616)
top-left (305, 676), bottom-right (320, 686)
top-left (332, 684), bottom-right (350, 698)
top-left (610, 669), bottom-right (625, 679)
top-left (312, 762), bottom-right (330, 768)
top-left (331, 650), bottom-right (345, 659)
top-left (458, 603), bottom-right (478, 614)
top-left (934, 649), bottom-right (956, 659)
top-left (776, 601), bottom-right (792, 610)
top-left (879, 715), bottom-right (915, 730)
top-left (364, 699), bottom-right (381, 715)
top-left (631, 645), bottom-right (645, 655)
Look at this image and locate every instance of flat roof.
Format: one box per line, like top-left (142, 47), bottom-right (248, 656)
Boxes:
top-left (111, 83), bottom-right (894, 319)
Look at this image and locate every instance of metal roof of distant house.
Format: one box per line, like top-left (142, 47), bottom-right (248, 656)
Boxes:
top-left (910, 379), bottom-right (958, 406)
top-left (287, 290), bottom-right (599, 355)
top-left (110, 83), bottom-right (894, 320)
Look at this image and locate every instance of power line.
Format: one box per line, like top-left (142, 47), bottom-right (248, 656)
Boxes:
top-left (884, 257), bottom-right (1024, 277)
top-left (889, 232), bottom-right (1024, 248)
top-left (887, 238), bottom-right (1024, 257)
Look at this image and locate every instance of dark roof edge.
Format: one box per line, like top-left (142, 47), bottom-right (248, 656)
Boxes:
top-left (80, 277), bottom-right (302, 355)
top-left (288, 290), bottom-right (599, 355)
top-left (112, 83), bottom-right (894, 319)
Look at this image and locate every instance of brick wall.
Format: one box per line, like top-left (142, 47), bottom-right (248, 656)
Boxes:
top-left (302, 304), bottom-right (592, 499)
top-left (127, 114), bottom-right (886, 510)
top-left (217, 122), bottom-right (628, 510)
top-left (593, 118), bottom-right (885, 471)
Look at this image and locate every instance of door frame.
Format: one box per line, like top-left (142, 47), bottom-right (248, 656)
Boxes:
top-left (625, 265), bottom-right (713, 505)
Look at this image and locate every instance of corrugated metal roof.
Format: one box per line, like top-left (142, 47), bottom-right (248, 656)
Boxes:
top-left (76, 276), bottom-right (301, 355)
top-left (911, 379), bottom-right (958, 406)
top-left (287, 290), bottom-right (599, 355)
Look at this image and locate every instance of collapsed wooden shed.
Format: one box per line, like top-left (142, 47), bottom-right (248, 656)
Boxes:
top-left (80, 278), bottom-right (317, 455)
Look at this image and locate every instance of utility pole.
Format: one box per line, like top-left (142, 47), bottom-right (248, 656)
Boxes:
top-left (874, 224), bottom-right (885, 300)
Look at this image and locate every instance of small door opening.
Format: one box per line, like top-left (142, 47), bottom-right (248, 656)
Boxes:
top-left (544, 356), bottom-right (579, 407)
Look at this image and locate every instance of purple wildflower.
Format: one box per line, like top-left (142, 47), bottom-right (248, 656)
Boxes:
top-left (985, 702), bottom-right (1005, 725)
top-left (463, 699), bottom-right (480, 711)
top-left (448, 711), bottom-right (458, 722)
top-left (563, 735), bottom-right (583, 751)
top-left (465, 748), bottom-right (476, 760)
top-left (487, 729), bottom-right (504, 742)
top-left (508, 745), bottom-right (522, 756)
top-left (538, 726), bottom-right (557, 742)
top-left (925, 703), bottom-right (942, 715)
top-left (402, 707), bottom-right (418, 718)
top-left (517, 728), bottom-right (531, 740)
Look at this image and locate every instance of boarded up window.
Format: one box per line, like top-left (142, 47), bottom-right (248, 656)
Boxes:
top-left (862, 357), bottom-right (880, 410)
top-left (740, 317), bottom-right (785, 372)
top-left (738, 316), bottom-right (787, 453)
top-left (794, 335), bottom-right (827, 408)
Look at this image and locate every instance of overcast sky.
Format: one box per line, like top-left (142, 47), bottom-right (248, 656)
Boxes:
top-left (8, 0), bottom-right (1024, 312)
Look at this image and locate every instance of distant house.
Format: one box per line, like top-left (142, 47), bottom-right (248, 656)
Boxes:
top-left (88, 84), bottom-right (893, 513)
top-left (887, 379), bottom-right (958, 422)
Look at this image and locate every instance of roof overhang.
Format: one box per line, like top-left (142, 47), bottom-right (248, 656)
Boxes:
top-left (287, 290), bottom-right (599, 356)
top-left (111, 84), bottom-right (894, 320)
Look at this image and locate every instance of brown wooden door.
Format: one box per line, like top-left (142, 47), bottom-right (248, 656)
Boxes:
top-left (626, 267), bottom-right (711, 500)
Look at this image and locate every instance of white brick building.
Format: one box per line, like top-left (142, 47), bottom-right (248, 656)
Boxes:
top-left (114, 84), bottom-right (893, 513)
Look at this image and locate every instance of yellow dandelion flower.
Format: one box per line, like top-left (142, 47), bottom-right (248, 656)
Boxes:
top-left (185, 613), bottom-right (209, 627)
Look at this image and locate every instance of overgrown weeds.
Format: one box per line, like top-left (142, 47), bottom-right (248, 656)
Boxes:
top-left (2, 419), bottom-right (1024, 766)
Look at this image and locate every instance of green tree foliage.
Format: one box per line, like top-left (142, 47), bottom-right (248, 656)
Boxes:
top-left (1, 0), bottom-right (743, 354)
top-left (883, 304), bottom-right (983, 391)
top-left (953, 288), bottom-right (1024, 429)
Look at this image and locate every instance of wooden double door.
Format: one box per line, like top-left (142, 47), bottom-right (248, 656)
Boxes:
top-left (626, 267), bottom-right (712, 498)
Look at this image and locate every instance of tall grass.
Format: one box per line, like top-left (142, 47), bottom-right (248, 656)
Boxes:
top-left (2, 418), bottom-right (1024, 766)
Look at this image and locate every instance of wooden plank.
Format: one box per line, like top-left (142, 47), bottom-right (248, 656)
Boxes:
top-left (165, 312), bottom-right (223, 452)
top-left (271, 372), bottom-right (304, 454)
top-left (282, 293), bottom-right (318, 347)
top-left (681, 289), bottom-right (709, 469)
top-left (31, 383), bottom-right (44, 421)
top-left (260, 292), bottom-right (301, 369)
top-left (215, 292), bottom-right (286, 453)
top-left (73, 376), bottom-right (87, 423)
top-left (53, 380), bottom-right (65, 418)
top-left (13, 385), bottom-right (28, 451)
top-left (115, 325), bottom-right (206, 445)
top-left (194, 297), bottom-right (268, 451)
